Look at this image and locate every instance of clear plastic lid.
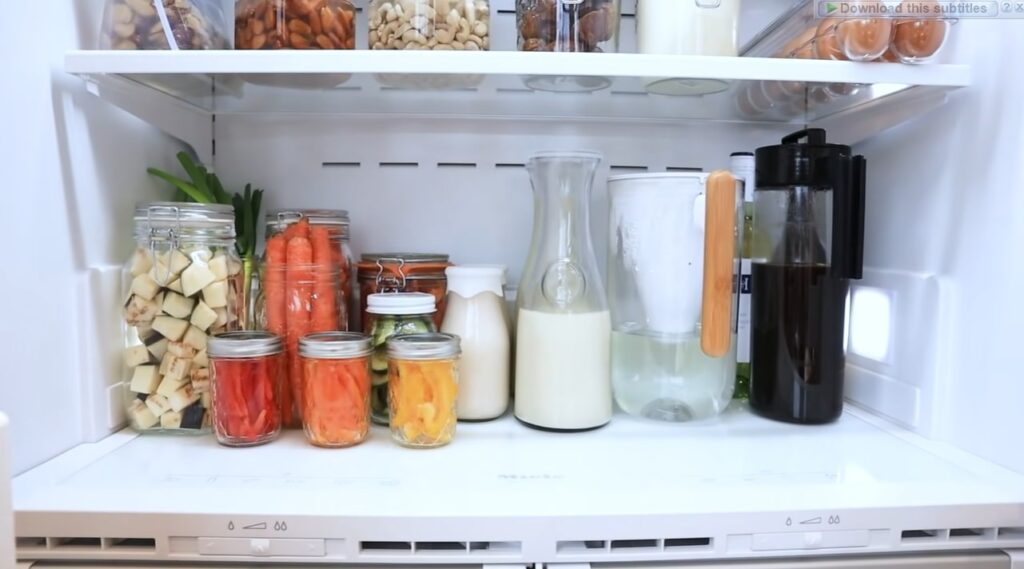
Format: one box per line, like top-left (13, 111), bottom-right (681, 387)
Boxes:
top-left (386, 333), bottom-right (461, 361)
top-left (299, 332), bottom-right (373, 359)
top-left (367, 293), bottom-right (437, 315)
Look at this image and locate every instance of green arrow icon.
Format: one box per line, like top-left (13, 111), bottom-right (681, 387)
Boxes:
top-left (826, 2), bottom-right (839, 13)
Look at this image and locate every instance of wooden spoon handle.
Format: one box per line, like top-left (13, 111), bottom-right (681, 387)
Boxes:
top-left (701, 170), bottom-right (738, 358)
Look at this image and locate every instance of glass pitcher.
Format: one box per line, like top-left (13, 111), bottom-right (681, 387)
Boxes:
top-left (608, 171), bottom-right (740, 422)
top-left (514, 151), bottom-right (612, 432)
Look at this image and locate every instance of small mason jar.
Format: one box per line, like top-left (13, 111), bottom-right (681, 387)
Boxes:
top-left (208, 331), bottom-right (285, 447)
top-left (366, 293), bottom-right (438, 424)
top-left (387, 333), bottom-right (461, 448)
top-left (299, 332), bottom-right (373, 447)
top-left (235, 0), bottom-right (356, 49)
top-left (122, 203), bottom-right (243, 434)
top-left (368, 0), bottom-right (491, 50)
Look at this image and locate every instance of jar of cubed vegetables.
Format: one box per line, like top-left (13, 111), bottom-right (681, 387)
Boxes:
top-left (366, 293), bottom-right (437, 424)
top-left (122, 203), bottom-right (243, 434)
top-left (386, 333), bottom-right (461, 448)
top-left (299, 332), bottom-right (373, 447)
top-left (257, 217), bottom-right (349, 429)
top-left (208, 331), bottom-right (285, 447)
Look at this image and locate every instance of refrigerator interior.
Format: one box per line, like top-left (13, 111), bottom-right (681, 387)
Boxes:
top-left (2, 0), bottom-right (1024, 565)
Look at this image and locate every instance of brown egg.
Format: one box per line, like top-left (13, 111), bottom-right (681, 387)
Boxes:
top-left (836, 18), bottom-right (893, 60)
top-left (814, 19), bottom-right (847, 60)
top-left (892, 18), bottom-right (948, 61)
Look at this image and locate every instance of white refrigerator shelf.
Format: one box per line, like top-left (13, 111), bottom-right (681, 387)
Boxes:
top-left (13, 406), bottom-right (1024, 564)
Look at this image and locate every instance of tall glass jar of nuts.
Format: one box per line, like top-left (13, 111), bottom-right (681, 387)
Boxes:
top-left (517, 0), bottom-right (620, 52)
top-left (369, 0), bottom-right (490, 50)
top-left (122, 203), bottom-right (244, 434)
top-left (235, 0), bottom-right (356, 49)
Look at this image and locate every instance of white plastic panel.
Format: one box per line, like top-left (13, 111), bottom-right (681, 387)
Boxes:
top-left (597, 551), bottom-right (1012, 567)
top-left (0, 415), bottom-right (13, 569)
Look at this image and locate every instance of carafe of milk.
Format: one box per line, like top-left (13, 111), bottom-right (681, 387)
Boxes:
top-left (514, 151), bottom-right (612, 432)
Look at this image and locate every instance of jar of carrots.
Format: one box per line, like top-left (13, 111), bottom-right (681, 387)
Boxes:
top-left (298, 332), bottom-right (372, 447)
top-left (258, 213), bottom-right (350, 429)
top-left (208, 331), bottom-right (284, 447)
top-left (386, 333), bottom-right (461, 448)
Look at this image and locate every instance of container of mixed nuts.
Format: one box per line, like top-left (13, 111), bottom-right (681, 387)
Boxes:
top-left (235, 0), bottom-right (356, 50)
top-left (517, 0), bottom-right (620, 53)
top-left (100, 0), bottom-right (229, 50)
top-left (369, 0), bottom-right (490, 50)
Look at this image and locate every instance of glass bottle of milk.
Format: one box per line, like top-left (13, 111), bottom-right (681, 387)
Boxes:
top-left (441, 265), bottom-right (511, 421)
top-left (514, 152), bottom-right (612, 432)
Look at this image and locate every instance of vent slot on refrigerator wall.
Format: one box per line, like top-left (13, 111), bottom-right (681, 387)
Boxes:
top-left (469, 541), bottom-right (522, 553)
top-left (49, 537), bottom-right (102, 549)
top-left (949, 528), bottom-right (992, 539)
top-left (415, 541), bottom-right (468, 553)
top-left (901, 529), bottom-right (944, 541)
top-left (15, 537), bottom-right (47, 549)
top-left (665, 537), bottom-right (713, 549)
top-left (360, 541), bottom-right (413, 553)
top-left (104, 537), bottom-right (157, 549)
top-left (557, 540), bottom-right (609, 553)
top-left (998, 527), bottom-right (1024, 539)
top-left (610, 539), bottom-right (659, 551)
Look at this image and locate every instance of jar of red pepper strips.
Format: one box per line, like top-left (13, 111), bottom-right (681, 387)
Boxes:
top-left (208, 331), bottom-right (284, 447)
top-left (299, 332), bottom-right (372, 448)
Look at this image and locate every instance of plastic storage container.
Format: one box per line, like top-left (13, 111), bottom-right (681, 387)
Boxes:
top-left (636, 0), bottom-right (741, 56)
top-left (234, 0), bottom-right (356, 49)
top-left (369, 0), bottom-right (490, 50)
top-left (299, 332), bottom-right (373, 447)
top-left (357, 253), bottom-right (451, 332)
top-left (100, 0), bottom-right (229, 50)
top-left (366, 293), bottom-right (438, 424)
top-left (208, 331), bottom-right (284, 447)
top-left (440, 265), bottom-right (510, 421)
top-left (122, 203), bottom-right (243, 434)
top-left (517, 0), bottom-right (621, 52)
top-left (258, 215), bottom-right (349, 430)
top-left (387, 333), bottom-right (461, 448)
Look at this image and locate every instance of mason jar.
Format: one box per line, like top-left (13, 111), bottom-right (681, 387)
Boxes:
top-left (387, 333), bottom-right (461, 448)
top-left (357, 253), bottom-right (450, 333)
top-left (369, 0), bottom-right (490, 50)
top-left (122, 203), bottom-right (243, 434)
top-left (208, 331), bottom-right (285, 447)
top-left (366, 293), bottom-right (438, 424)
top-left (299, 332), bottom-right (373, 447)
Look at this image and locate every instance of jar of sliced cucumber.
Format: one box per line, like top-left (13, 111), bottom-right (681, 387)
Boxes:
top-left (366, 293), bottom-right (437, 424)
top-left (122, 203), bottom-right (243, 434)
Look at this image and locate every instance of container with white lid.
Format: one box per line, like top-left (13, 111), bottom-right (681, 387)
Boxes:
top-left (366, 293), bottom-right (438, 424)
top-left (441, 266), bottom-right (510, 421)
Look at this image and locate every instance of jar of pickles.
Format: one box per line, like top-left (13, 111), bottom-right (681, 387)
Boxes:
top-left (369, 0), bottom-right (490, 50)
top-left (235, 0), bottom-right (356, 49)
top-left (387, 333), bottom-right (461, 448)
top-left (366, 293), bottom-right (438, 424)
top-left (208, 331), bottom-right (284, 447)
top-left (357, 254), bottom-right (451, 332)
top-left (122, 203), bottom-right (244, 434)
top-left (299, 332), bottom-right (373, 447)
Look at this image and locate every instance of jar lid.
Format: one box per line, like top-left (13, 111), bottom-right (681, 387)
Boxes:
top-left (361, 253), bottom-right (450, 264)
top-left (208, 331), bottom-right (284, 358)
top-left (266, 209), bottom-right (350, 229)
top-left (299, 332), bottom-right (373, 359)
top-left (386, 333), bottom-right (461, 360)
top-left (367, 293), bottom-right (437, 315)
top-left (134, 202), bottom-right (235, 238)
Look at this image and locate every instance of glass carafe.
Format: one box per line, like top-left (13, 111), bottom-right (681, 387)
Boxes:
top-left (514, 151), bottom-right (611, 432)
top-left (608, 172), bottom-right (740, 422)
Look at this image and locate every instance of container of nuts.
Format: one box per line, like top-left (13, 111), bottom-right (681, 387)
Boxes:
top-left (369, 0), bottom-right (491, 50)
top-left (235, 0), bottom-right (356, 50)
top-left (100, 0), bottom-right (229, 50)
top-left (517, 0), bottom-right (620, 53)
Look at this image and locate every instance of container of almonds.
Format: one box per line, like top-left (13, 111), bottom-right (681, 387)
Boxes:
top-left (100, 0), bottom-right (229, 50)
top-left (235, 0), bottom-right (356, 50)
top-left (369, 0), bottom-right (490, 50)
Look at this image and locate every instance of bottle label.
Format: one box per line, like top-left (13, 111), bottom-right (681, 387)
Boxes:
top-left (737, 259), bottom-right (752, 364)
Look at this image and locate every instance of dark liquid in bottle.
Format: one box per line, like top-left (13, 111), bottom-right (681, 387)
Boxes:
top-left (750, 263), bottom-right (849, 424)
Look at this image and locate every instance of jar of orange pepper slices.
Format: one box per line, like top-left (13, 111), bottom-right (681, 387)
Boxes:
top-left (208, 331), bottom-right (284, 447)
top-left (299, 332), bottom-right (372, 447)
top-left (386, 333), bottom-right (461, 448)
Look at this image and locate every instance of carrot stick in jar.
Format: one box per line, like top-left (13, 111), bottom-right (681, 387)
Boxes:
top-left (310, 226), bottom-right (338, 332)
top-left (286, 236), bottom-right (314, 421)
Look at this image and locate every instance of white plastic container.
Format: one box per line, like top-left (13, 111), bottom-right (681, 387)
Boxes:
top-left (636, 0), bottom-right (742, 56)
top-left (441, 265), bottom-right (510, 421)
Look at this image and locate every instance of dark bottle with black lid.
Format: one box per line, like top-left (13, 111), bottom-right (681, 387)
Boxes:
top-left (749, 129), bottom-right (866, 424)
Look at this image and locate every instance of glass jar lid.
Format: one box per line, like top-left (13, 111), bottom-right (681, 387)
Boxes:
top-left (266, 209), bottom-right (351, 240)
top-left (299, 332), bottom-right (373, 359)
top-left (386, 333), bottom-right (461, 360)
top-left (134, 202), bottom-right (235, 240)
top-left (361, 253), bottom-right (449, 263)
top-left (208, 331), bottom-right (284, 358)
top-left (367, 293), bottom-right (437, 315)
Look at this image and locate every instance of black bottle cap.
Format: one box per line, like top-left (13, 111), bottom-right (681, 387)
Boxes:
top-left (755, 128), bottom-right (852, 188)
